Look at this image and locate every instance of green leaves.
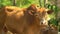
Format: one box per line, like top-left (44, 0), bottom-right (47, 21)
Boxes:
top-left (49, 18), bottom-right (58, 26)
top-left (0, 0), bottom-right (13, 7)
top-left (0, 0), bottom-right (39, 8)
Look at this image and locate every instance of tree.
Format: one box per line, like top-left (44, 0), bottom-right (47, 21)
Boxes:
top-left (13, 0), bottom-right (16, 6)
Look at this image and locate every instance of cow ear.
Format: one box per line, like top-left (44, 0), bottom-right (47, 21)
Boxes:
top-left (47, 10), bottom-right (53, 14)
top-left (28, 10), bottom-right (35, 15)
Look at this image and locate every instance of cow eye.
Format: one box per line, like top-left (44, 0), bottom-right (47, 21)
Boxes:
top-left (37, 6), bottom-right (39, 7)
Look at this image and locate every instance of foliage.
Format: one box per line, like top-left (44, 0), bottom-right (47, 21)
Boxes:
top-left (0, 0), bottom-right (39, 8)
top-left (0, 0), bottom-right (13, 7)
top-left (48, 18), bottom-right (58, 26)
top-left (39, 0), bottom-right (45, 7)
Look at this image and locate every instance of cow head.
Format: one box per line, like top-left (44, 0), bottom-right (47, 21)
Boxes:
top-left (24, 4), bottom-right (53, 25)
top-left (34, 8), bottom-right (53, 25)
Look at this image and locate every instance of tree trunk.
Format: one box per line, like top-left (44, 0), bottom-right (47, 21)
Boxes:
top-left (13, 0), bottom-right (16, 6)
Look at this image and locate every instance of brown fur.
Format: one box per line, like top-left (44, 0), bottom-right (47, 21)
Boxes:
top-left (0, 7), bottom-right (7, 34)
top-left (4, 5), bottom-right (41, 34)
top-left (0, 5), bottom-right (57, 34)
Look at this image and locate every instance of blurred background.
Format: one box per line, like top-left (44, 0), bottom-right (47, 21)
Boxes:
top-left (0, 0), bottom-right (60, 32)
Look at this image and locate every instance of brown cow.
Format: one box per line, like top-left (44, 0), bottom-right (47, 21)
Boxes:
top-left (0, 4), bottom-right (54, 34)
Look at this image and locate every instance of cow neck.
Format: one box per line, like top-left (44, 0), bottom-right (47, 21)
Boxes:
top-left (25, 14), bottom-right (40, 26)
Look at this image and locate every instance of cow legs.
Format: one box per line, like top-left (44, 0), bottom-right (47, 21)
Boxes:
top-left (0, 24), bottom-right (4, 34)
top-left (3, 26), bottom-right (8, 34)
top-left (0, 25), bottom-right (6, 34)
top-left (3, 26), bottom-right (16, 34)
